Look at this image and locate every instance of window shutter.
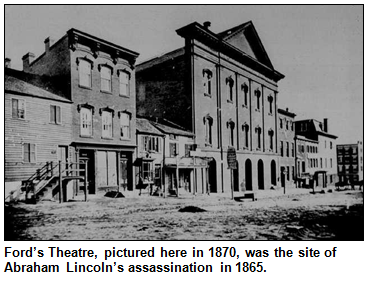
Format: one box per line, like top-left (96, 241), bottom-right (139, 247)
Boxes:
top-left (50, 105), bottom-right (55, 123)
top-left (23, 143), bottom-right (29, 162)
top-left (30, 144), bottom-right (36, 162)
top-left (12, 99), bottom-right (18, 118)
top-left (56, 106), bottom-right (61, 124)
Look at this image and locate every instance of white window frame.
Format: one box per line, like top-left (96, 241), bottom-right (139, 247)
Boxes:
top-left (78, 59), bottom-right (92, 88)
top-left (100, 66), bottom-right (112, 92)
top-left (80, 107), bottom-right (93, 137)
top-left (120, 112), bottom-right (131, 139)
top-left (22, 143), bottom-right (36, 163)
top-left (101, 111), bottom-right (113, 138)
top-left (12, 98), bottom-right (25, 119)
top-left (50, 105), bottom-right (62, 125)
top-left (119, 70), bottom-right (130, 97)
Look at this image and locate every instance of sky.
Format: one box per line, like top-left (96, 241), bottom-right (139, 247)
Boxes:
top-left (4, 5), bottom-right (363, 144)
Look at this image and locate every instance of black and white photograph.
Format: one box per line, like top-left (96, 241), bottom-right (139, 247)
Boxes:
top-left (4, 5), bottom-right (363, 241)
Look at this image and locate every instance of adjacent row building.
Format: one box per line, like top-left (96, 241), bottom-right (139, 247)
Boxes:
top-left (5, 21), bottom-right (356, 200)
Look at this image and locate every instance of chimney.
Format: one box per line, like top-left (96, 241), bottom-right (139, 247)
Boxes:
top-left (203, 21), bottom-right (211, 30)
top-left (286, 107), bottom-right (289, 112)
top-left (323, 118), bottom-right (328, 133)
top-left (22, 52), bottom-right (35, 72)
top-left (5, 58), bottom-right (11, 68)
top-left (44, 37), bottom-right (55, 53)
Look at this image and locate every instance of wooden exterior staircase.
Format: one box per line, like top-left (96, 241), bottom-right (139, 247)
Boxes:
top-left (19, 161), bottom-right (88, 203)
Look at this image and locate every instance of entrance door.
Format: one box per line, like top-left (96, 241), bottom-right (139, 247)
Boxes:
top-left (58, 146), bottom-right (68, 173)
top-left (233, 161), bottom-right (239, 192)
top-left (208, 158), bottom-right (217, 193)
top-left (245, 159), bottom-right (252, 191)
top-left (280, 166), bottom-right (285, 188)
top-left (258, 160), bottom-right (264, 190)
top-left (79, 149), bottom-right (95, 194)
top-left (120, 156), bottom-right (128, 191)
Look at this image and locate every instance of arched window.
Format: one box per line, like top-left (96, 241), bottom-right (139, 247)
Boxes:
top-left (226, 76), bottom-right (234, 102)
top-left (119, 111), bottom-right (131, 139)
top-left (99, 65), bottom-right (112, 92)
top-left (203, 69), bottom-right (213, 97)
top-left (78, 59), bottom-right (92, 88)
top-left (241, 83), bottom-right (248, 106)
top-left (100, 107), bottom-right (114, 139)
top-left (203, 114), bottom-right (213, 146)
top-left (118, 70), bottom-right (131, 96)
top-left (267, 95), bottom-right (273, 114)
top-left (255, 89), bottom-right (261, 110)
top-left (78, 104), bottom-right (94, 137)
top-left (255, 126), bottom-right (262, 149)
top-left (227, 119), bottom-right (235, 147)
top-left (242, 123), bottom-right (250, 149)
top-left (268, 129), bottom-right (274, 151)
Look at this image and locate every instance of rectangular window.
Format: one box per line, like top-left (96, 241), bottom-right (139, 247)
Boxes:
top-left (291, 145), bottom-right (294, 157)
top-left (142, 161), bottom-right (153, 181)
top-left (23, 143), bottom-right (36, 163)
top-left (143, 136), bottom-right (161, 153)
top-left (286, 142), bottom-right (289, 157)
top-left (101, 66), bottom-right (112, 92)
top-left (120, 113), bottom-right (130, 139)
top-left (102, 111), bottom-right (113, 138)
top-left (119, 72), bottom-right (130, 96)
top-left (286, 166), bottom-right (290, 181)
top-left (170, 143), bottom-right (178, 157)
top-left (185, 144), bottom-right (195, 157)
top-left (12, 98), bottom-right (25, 119)
top-left (330, 158), bottom-right (333, 168)
top-left (79, 59), bottom-right (92, 88)
top-left (80, 107), bottom-right (92, 137)
top-left (280, 141), bottom-right (283, 157)
top-left (50, 105), bottom-right (61, 124)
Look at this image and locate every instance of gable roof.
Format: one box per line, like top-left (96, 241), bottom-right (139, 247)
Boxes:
top-left (5, 69), bottom-right (71, 103)
top-left (136, 118), bottom-right (164, 136)
top-left (176, 21), bottom-right (284, 82)
top-left (150, 121), bottom-right (194, 137)
top-left (218, 21), bottom-right (273, 69)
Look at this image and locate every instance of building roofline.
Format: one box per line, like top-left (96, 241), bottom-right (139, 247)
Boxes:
top-left (67, 28), bottom-right (139, 57)
top-left (176, 21), bottom-right (285, 82)
top-left (278, 108), bottom-right (296, 117)
top-left (136, 47), bottom-right (185, 71)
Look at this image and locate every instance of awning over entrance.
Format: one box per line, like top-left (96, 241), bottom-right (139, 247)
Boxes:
top-left (133, 157), bottom-right (155, 166)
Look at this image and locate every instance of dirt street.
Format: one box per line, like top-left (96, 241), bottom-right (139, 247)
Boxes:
top-left (4, 189), bottom-right (363, 240)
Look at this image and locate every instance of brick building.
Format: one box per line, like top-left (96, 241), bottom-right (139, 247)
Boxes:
top-left (336, 141), bottom-right (363, 183)
top-left (277, 108), bottom-right (296, 188)
top-left (295, 119), bottom-right (338, 188)
top-left (136, 21), bottom-right (285, 194)
top-left (5, 66), bottom-right (72, 197)
top-left (20, 29), bottom-right (139, 194)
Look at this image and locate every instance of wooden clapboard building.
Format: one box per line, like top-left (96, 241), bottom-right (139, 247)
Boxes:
top-left (5, 66), bottom-right (73, 197)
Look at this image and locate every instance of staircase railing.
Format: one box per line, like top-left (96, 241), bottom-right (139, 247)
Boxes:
top-left (23, 160), bottom-right (88, 202)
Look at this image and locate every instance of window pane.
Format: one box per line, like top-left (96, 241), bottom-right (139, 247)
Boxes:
top-left (50, 105), bottom-right (56, 123)
top-left (119, 72), bottom-right (129, 96)
top-left (12, 99), bottom-right (18, 118)
top-left (101, 67), bottom-right (111, 92)
top-left (80, 108), bottom-right (92, 136)
top-left (23, 143), bottom-right (30, 162)
top-left (56, 106), bottom-right (61, 124)
top-left (120, 113), bottom-right (130, 138)
top-left (102, 111), bottom-right (112, 138)
top-left (79, 60), bottom-right (91, 87)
